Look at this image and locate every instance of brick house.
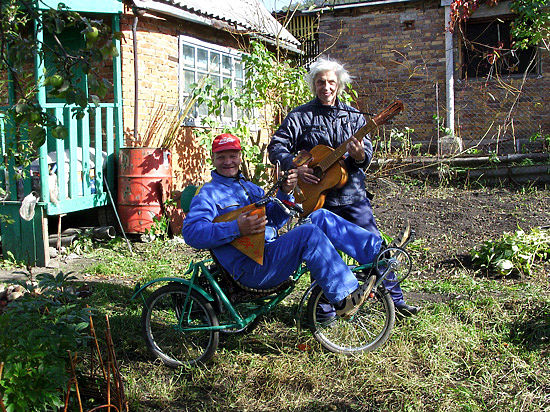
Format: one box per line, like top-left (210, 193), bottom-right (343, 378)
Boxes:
top-left (294, 0), bottom-right (548, 155)
top-left (121, 0), bottom-right (300, 185)
top-left (0, 0), bottom-right (299, 265)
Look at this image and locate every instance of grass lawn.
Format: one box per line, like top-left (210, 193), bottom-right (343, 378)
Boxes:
top-left (80, 236), bottom-right (549, 410)
top-left (1, 181), bottom-right (549, 411)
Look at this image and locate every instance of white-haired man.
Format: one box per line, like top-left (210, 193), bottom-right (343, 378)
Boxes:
top-left (268, 57), bottom-right (420, 317)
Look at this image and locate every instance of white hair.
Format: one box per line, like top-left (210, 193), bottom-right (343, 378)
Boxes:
top-left (306, 57), bottom-right (351, 96)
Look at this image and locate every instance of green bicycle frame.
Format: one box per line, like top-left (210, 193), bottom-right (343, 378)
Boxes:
top-left (132, 254), bottom-right (393, 334)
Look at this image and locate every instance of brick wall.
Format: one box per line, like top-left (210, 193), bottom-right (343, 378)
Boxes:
top-left (119, 7), bottom-right (243, 189)
top-left (318, 0), bottom-right (549, 155)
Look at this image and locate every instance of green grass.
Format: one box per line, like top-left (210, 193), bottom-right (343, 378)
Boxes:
top-left (75, 239), bottom-right (550, 411)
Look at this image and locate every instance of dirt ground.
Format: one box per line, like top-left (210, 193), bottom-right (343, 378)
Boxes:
top-left (368, 179), bottom-right (550, 276)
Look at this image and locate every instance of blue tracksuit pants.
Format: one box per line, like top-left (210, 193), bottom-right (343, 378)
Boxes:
top-left (236, 208), bottom-right (382, 304)
top-left (325, 198), bottom-right (405, 306)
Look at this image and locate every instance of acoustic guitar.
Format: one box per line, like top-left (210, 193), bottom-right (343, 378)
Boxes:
top-left (293, 100), bottom-right (404, 217)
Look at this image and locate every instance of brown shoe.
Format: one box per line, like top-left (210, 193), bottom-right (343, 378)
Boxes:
top-left (335, 275), bottom-right (376, 319)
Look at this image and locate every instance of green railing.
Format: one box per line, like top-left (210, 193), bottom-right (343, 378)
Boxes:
top-left (0, 103), bottom-right (121, 215)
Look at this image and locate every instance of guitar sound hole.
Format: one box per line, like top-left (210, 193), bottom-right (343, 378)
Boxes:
top-left (312, 166), bottom-right (323, 179)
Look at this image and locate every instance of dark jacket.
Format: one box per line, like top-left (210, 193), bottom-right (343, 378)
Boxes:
top-left (268, 97), bottom-right (373, 207)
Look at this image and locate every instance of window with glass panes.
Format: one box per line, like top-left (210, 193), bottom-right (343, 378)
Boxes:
top-left (179, 36), bottom-right (244, 125)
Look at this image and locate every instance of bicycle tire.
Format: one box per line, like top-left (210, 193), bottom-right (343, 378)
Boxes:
top-left (141, 283), bottom-right (219, 367)
top-left (306, 284), bottom-right (395, 354)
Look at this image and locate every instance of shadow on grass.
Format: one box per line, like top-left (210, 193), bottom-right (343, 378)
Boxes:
top-left (507, 301), bottom-right (550, 350)
top-left (82, 279), bottom-right (310, 362)
top-left (218, 301), bottom-right (310, 355)
top-left (79, 281), bottom-right (151, 362)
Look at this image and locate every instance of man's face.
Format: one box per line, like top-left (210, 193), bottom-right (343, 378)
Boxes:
top-left (213, 149), bottom-right (242, 178)
top-left (314, 70), bottom-right (338, 106)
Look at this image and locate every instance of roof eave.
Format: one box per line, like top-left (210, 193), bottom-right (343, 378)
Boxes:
top-left (131, 0), bottom-right (300, 51)
top-left (250, 33), bottom-right (303, 54)
top-left (303, 0), bottom-right (422, 13)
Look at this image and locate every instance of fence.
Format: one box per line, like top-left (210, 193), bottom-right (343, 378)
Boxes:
top-left (361, 75), bottom-right (549, 158)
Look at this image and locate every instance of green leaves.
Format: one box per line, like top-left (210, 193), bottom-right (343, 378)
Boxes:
top-left (471, 227), bottom-right (550, 276)
top-left (0, 271), bottom-right (91, 410)
top-left (192, 41), bottom-right (310, 186)
top-left (1, 0), bottom-right (119, 153)
top-left (510, 0), bottom-right (550, 49)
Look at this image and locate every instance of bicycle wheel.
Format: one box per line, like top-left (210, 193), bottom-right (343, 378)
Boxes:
top-left (376, 246), bottom-right (412, 284)
top-left (142, 283), bottom-right (219, 367)
top-left (306, 284), bottom-right (395, 354)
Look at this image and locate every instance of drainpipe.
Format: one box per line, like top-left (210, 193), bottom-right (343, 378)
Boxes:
top-left (132, 7), bottom-right (144, 146)
top-left (441, 0), bottom-right (461, 154)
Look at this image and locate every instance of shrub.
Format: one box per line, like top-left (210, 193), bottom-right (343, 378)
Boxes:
top-left (0, 272), bottom-right (91, 411)
top-left (470, 228), bottom-right (550, 276)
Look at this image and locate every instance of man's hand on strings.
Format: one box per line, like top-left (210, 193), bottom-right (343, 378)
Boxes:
top-left (295, 165), bottom-right (320, 184)
top-left (347, 137), bottom-right (366, 162)
top-left (237, 211), bottom-right (267, 236)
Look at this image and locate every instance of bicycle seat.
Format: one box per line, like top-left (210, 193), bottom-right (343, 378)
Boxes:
top-left (208, 252), bottom-right (294, 304)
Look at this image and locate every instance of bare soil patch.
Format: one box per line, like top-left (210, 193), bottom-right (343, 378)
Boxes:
top-left (369, 179), bottom-right (550, 276)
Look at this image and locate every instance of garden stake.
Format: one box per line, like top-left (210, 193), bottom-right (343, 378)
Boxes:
top-left (89, 314), bottom-right (107, 381)
top-left (105, 315), bottom-right (128, 412)
top-left (87, 405), bottom-right (120, 412)
top-left (63, 351), bottom-right (83, 412)
top-left (105, 319), bottom-right (112, 412)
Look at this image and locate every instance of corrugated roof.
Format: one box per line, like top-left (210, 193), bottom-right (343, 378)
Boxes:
top-left (304, 0), bottom-right (419, 12)
top-left (132, 0), bottom-right (300, 50)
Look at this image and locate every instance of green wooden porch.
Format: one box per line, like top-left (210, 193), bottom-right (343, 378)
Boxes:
top-left (0, 0), bottom-right (123, 266)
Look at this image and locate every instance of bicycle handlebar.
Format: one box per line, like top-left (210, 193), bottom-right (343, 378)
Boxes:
top-left (264, 196), bottom-right (303, 218)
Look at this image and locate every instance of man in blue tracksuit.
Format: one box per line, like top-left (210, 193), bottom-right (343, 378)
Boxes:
top-left (182, 133), bottom-right (383, 318)
top-left (268, 57), bottom-right (420, 316)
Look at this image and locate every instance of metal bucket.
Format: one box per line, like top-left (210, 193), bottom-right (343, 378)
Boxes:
top-left (117, 147), bottom-right (172, 234)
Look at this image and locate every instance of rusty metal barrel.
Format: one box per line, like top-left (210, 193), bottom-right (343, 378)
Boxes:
top-left (117, 147), bottom-right (172, 234)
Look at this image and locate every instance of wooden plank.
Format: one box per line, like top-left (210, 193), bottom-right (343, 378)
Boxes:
top-left (35, 16), bottom-right (47, 105)
top-left (68, 110), bottom-right (78, 198)
top-left (105, 106), bottom-right (115, 191)
top-left (36, 0), bottom-right (123, 13)
top-left (39, 136), bottom-right (50, 203)
top-left (7, 150), bottom-right (17, 200)
top-left (94, 107), bottom-right (104, 194)
top-left (0, 203), bottom-right (49, 267)
top-left (55, 108), bottom-right (67, 202)
top-left (113, 14), bottom-right (124, 155)
top-left (45, 193), bottom-right (108, 215)
top-left (0, 113), bottom-right (5, 195)
top-left (81, 111), bottom-right (91, 196)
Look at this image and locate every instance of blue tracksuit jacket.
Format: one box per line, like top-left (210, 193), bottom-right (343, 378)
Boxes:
top-left (181, 171), bottom-right (294, 279)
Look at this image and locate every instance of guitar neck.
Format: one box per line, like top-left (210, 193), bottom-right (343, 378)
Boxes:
top-left (317, 118), bottom-right (377, 172)
top-left (317, 100), bottom-right (404, 172)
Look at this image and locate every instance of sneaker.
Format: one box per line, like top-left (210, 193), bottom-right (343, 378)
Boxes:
top-left (316, 302), bottom-right (336, 323)
top-left (335, 275), bottom-right (376, 319)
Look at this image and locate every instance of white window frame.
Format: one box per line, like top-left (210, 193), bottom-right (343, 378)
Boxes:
top-left (179, 35), bottom-right (245, 126)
